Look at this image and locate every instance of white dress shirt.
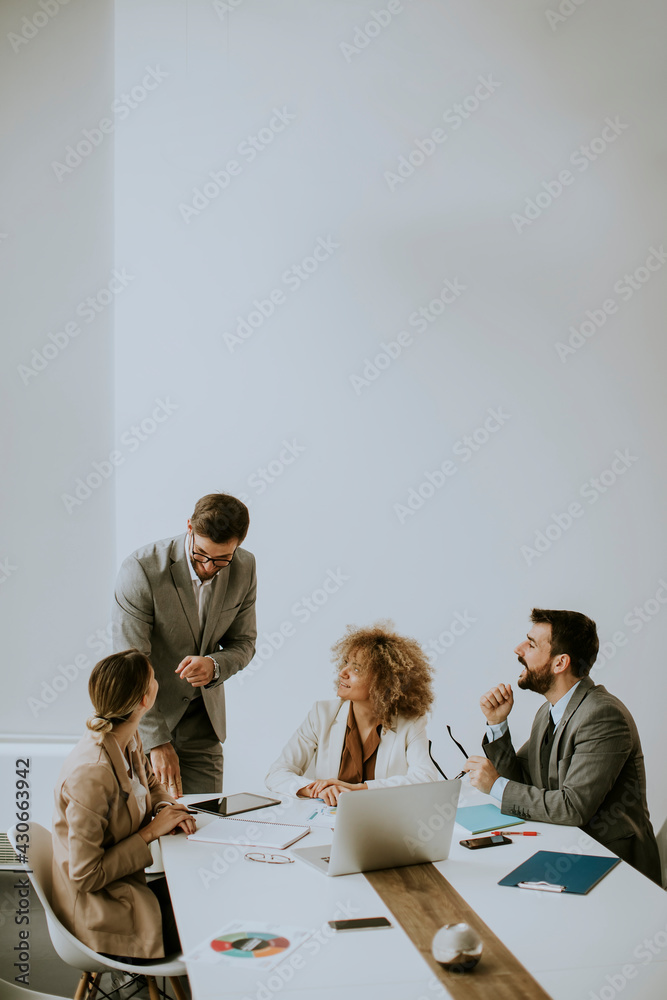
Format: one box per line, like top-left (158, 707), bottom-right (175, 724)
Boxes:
top-left (185, 534), bottom-right (217, 631)
top-left (487, 682), bottom-right (581, 802)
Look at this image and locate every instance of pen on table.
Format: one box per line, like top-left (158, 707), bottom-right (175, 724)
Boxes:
top-left (307, 811), bottom-right (318, 820)
top-left (492, 831), bottom-right (540, 836)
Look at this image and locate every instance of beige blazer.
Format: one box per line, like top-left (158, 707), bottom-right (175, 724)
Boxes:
top-left (51, 731), bottom-right (176, 959)
top-left (265, 699), bottom-right (441, 796)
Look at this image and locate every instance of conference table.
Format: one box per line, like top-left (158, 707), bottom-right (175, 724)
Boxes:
top-left (160, 786), bottom-right (667, 1000)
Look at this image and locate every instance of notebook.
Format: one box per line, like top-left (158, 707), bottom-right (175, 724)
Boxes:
top-left (455, 804), bottom-right (524, 834)
top-left (188, 816), bottom-right (310, 850)
top-left (499, 851), bottom-right (620, 894)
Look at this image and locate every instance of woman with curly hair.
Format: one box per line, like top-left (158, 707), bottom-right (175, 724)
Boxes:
top-left (265, 622), bottom-right (441, 805)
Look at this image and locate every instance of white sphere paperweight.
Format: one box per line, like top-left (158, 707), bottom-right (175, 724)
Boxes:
top-left (432, 922), bottom-right (483, 972)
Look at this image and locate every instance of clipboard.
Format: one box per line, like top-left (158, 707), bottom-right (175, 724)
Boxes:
top-left (499, 850), bottom-right (620, 894)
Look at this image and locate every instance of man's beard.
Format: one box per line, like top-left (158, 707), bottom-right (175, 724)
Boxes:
top-left (517, 656), bottom-right (554, 696)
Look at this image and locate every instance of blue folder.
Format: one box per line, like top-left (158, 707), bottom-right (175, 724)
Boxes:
top-left (499, 851), bottom-right (620, 894)
top-left (455, 804), bottom-right (524, 834)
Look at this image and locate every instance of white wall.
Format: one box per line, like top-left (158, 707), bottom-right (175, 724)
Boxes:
top-left (2, 1), bottom-right (666, 833)
top-left (113, 0), bottom-right (667, 824)
top-left (0, 0), bottom-right (115, 756)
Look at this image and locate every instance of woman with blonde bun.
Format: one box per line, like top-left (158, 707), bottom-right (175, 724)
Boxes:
top-left (52, 649), bottom-right (196, 962)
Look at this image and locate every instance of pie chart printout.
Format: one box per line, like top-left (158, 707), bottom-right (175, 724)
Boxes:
top-left (210, 932), bottom-right (291, 959)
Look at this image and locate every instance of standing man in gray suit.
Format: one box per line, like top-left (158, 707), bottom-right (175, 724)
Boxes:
top-left (112, 493), bottom-right (257, 796)
top-left (464, 608), bottom-right (661, 884)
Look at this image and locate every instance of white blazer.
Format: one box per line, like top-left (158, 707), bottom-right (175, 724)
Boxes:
top-left (265, 699), bottom-right (441, 796)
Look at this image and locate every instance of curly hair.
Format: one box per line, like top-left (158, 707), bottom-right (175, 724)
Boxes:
top-left (331, 621), bottom-right (434, 728)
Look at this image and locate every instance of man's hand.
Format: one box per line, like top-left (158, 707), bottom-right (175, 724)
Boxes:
top-left (176, 655), bottom-right (215, 687)
top-left (463, 756), bottom-right (500, 795)
top-left (150, 743), bottom-right (183, 798)
top-left (299, 778), bottom-right (366, 806)
top-left (480, 683), bottom-right (514, 725)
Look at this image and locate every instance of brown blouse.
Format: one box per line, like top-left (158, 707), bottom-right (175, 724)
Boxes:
top-left (338, 703), bottom-right (382, 783)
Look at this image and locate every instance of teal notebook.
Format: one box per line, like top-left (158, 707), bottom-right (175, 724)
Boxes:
top-left (455, 805), bottom-right (524, 834)
top-left (499, 851), bottom-right (620, 894)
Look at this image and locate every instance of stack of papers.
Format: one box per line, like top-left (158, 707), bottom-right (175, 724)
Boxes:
top-left (188, 817), bottom-right (309, 850)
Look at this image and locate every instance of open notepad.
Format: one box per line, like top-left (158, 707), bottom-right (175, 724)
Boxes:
top-left (188, 816), bottom-right (310, 850)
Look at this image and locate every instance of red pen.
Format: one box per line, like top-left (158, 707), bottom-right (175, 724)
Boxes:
top-left (492, 831), bottom-right (540, 836)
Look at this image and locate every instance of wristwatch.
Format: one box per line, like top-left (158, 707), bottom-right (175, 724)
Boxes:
top-left (206, 655), bottom-right (220, 682)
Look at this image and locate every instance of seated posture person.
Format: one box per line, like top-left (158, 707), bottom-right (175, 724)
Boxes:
top-left (52, 650), bottom-right (196, 963)
top-left (265, 622), bottom-right (441, 804)
top-left (464, 609), bottom-right (661, 885)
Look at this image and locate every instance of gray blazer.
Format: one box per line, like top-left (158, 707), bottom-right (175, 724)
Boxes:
top-left (112, 533), bottom-right (257, 751)
top-left (483, 676), bottom-right (661, 884)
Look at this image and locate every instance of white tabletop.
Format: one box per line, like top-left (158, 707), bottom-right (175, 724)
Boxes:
top-left (161, 789), bottom-right (667, 1000)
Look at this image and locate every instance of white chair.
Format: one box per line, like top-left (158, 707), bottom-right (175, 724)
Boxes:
top-left (8, 824), bottom-right (188, 1000)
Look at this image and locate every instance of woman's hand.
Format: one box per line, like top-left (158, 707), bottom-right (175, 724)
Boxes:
top-left (138, 803), bottom-right (197, 844)
top-left (300, 779), bottom-right (367, 806)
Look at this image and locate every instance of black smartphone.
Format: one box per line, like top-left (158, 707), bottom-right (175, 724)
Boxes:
top-left (188, 793), bottom-right (281, 817)
top-left (327, 917), bottom-right (392, 932)
top-left (460, 834), bottom-right (512, 849)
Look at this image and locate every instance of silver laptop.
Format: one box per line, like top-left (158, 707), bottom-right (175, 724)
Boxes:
top-left (292, 779), bottom-right (460, 876)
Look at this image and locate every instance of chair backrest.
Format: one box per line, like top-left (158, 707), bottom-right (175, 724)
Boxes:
top-left (8, 822), bottom-right (54, 911)
top-left (8, 823), bottom-right (108, 973)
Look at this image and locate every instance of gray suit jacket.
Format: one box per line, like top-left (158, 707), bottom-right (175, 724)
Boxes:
top-left (112, 534), bottom-right (257, 752)
top-left (483, 677), bottom-right (661, 884)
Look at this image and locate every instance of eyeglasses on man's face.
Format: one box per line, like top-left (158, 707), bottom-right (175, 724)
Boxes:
top-left (189, 531), bottom-right (236, 568)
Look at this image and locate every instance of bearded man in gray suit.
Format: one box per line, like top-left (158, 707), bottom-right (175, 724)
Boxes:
top-left (112, 493), bottom-right (257, 796)
top-left (464, 608), bottom-right (661, 885)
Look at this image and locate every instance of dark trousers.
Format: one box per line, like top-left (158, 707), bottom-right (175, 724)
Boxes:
top-left (171, 696), bottom-right (224, 794)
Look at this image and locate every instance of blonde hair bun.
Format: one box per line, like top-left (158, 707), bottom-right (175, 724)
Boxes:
top-left (86, 714), bottom-right (114, 734)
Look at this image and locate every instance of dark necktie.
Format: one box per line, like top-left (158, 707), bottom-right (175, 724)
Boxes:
top-left (540, 714), bottom-right (556, 787)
